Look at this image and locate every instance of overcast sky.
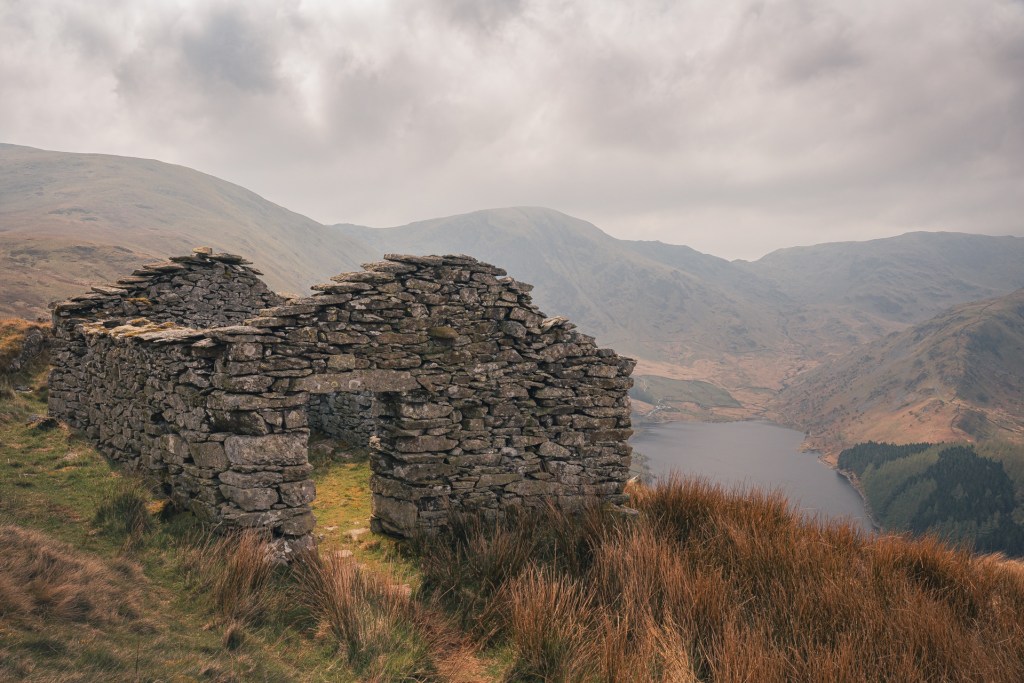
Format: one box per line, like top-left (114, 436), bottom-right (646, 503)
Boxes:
top-left (2, 0), bottom-right (1023, 259)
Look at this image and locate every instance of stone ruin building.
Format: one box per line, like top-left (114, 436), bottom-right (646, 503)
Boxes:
top-left (48, 248), bottom-right (635, 555)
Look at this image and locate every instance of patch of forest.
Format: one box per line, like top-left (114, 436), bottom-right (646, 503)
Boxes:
top-left (839, 441), bottom-right (1024, 555)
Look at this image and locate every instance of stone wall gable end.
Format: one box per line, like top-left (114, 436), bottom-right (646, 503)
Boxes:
top-left (49, 250), bottom-right (635, 557)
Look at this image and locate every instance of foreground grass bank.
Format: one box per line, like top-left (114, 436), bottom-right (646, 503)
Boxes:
top-left (2, 320), bottom-right (1023, 681)
top-left (413, 480), bottom-right (1024, 682)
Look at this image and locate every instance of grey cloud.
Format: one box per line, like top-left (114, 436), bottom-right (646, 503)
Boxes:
top-left (179, 5), bottom-right (282, 93)
top-left (0, 0), bottom-right (1022, 260)
top-left (431, 0), bottom-right (528, 32)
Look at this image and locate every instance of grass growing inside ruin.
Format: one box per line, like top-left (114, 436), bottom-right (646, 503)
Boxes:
top-left (308, 435), bottom-right (375, 552)
top-left (308, 434), bottom-right (421, 584)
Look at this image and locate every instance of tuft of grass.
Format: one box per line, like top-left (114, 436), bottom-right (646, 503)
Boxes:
top-left (294, 548), bottom-right (440, 680)
top-left (93, 475), bottom-right (155, 551)
top-left (503, 565), bottom-right (594, 682)
top-left (181, 529), bottom-right (279, 626)
top-left (413, 509), bottom-right (542, 637)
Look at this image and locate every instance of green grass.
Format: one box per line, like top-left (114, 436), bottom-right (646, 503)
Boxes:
top-left (308, 435), bottom-right (419, 582)
top-left (0, 378), bottom-right (343, 681)
top-left (0, 357), bottom-right (505, 682)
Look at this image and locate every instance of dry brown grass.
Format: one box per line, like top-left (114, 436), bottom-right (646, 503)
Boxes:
top-left (0, 524), bottom-right (143, 625)
top-left (175, 528), bottom-right (479, 681)
top-left (293, 548), bottom-right (441, 680)
top-left (0, 318), bottom-right (49, 404)
top-left (417, 477), bottom-right (1024, 682)
top-left (180, 529), bottom-right (280, 626)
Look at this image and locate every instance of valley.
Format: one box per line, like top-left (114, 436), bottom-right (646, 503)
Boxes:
top-left (2, 143), bottom-right (1024, 677)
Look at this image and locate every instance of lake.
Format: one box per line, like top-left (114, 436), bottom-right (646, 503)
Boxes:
top-left (629, 421), bottom-right (875, 532)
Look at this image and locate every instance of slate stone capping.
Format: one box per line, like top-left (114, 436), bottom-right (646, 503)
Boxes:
top-left (48, 248), bottom-right (635, 557)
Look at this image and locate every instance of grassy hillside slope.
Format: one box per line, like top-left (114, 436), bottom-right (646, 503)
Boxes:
top-left (775, 289), bottom-right (1024, 458)
top-left (3, 319), bottom-right (1024, 681)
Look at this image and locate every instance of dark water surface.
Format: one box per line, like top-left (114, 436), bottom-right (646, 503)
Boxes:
top-left (629, 421), bottom-right (875, 532)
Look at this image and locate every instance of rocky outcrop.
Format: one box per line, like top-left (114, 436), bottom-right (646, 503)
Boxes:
top-left (49, 249), bottom-right (635, 555)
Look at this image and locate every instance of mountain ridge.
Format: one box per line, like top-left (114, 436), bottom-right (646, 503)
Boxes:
top-left (773, 288), bottom-right (1024, 459)
top-left (0, 143), bottom-right (378, 317)
top-left (2, 143), bottom-right (1023, 426)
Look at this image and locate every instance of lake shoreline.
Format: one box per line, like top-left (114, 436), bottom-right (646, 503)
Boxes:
top-left (630, 420), bottom-right (875, 532)
top-left (833, 467), bottom-right (883, 532)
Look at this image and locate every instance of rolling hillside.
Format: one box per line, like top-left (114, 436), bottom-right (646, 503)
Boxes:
top-left (746, 232), bottom-right (1024, 324)
top-left (2, 143), bottom-right (1022, 421)
top-left (0, 143), bottom-right (377, 318)
top-left (339, 208), bottom-right (795, 360)
top-left (774, 289), bottom-right (1024, 458)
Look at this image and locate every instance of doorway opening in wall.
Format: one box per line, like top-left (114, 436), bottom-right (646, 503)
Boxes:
top-left (304, 389), bottom-right (380, 555)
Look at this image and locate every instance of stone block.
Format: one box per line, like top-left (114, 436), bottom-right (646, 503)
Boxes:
top-left (219, 470), bottom-right (282, 488)
top-left (372, 494), bottom-right (419, 534)
top-left (505, 480), bottom-right (558, 496)
top-left (476, 473), bottom-right (521, 487)
top-left (220, 484), bottom-right (278, 511)
top-left (224, 433), bottom-right (308, 466)
top-left (214, 374), bottom-right (274, 392)
top-left (282, 463), bottom-right (315, 481)
top-left (280, 480), bottom-right (316, 506)
top-left (393, 463), bottom-right (456, 481)
top-left (190, 444), bottom-right (228, 471)
top-left (370, 475), bottom-right (450, 501)
top-left (292, 369), bottom-right (419, 393)
top-left (207, 393), bottom-right (274, 411)
top-left (228, 342), bottom-right (263, 361)
top-left (537, 440), bottom-right (572, 458)
top-left (397, 402), bottom-right (454, 420)
top-left (326, 354), bottom-right (358, 370)
top-left (395, 434), bottom-right (458, 453)
top-left (279, 511), bottom-right (316, 536)
top-left (160, 433), bottom-right (190, 458)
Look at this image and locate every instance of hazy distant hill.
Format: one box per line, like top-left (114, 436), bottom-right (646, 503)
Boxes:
top-left (0, 144), bottom-right (377, 317)
top-left (774, 289), bottom-right (1024, 457)
top-left (2, 143), bottom-right (1022, 422)
top-left (338, 207), bottom-right (794, 362)
top-left (745, 232), bottom-right (1024, 324)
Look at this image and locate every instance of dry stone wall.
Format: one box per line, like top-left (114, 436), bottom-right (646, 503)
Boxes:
top-left (49, 248), bottom-right (635, 553)
top-left (308, 391), bottom-right (375, 446)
